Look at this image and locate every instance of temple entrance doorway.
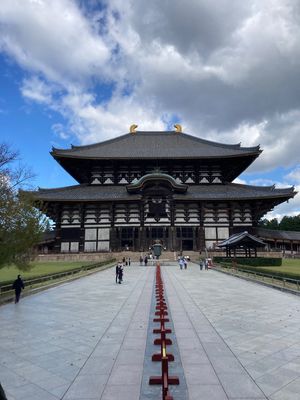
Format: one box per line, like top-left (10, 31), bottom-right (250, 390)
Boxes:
top-left (182, 239), bottom-right (193, 251)
top-left (146, 226), bottom-right (168, 250)
top-left (121, 239), bottom-right (133, 249)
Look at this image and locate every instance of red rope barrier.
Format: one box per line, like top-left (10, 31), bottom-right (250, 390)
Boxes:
top-left (149, 265), bottom-right (179, 399)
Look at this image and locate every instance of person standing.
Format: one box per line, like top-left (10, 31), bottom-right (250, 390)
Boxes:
top-left (179, 258), bottom-right (184, 270)
top-left (115, 263), bottom-right (120, 283)
top-left (12, 275), bottom-right (24, 303)
top-left (205, 259), bottom-right (209, 270)
top-left (139, 255), bottom-right (143, 266)
top-left (184, 257), bottom-right (187, 269)
top-left (118, 265), bottom-right (123, 284)
top-left (199, 259), bottom-right (204, 270)
top-left (144, 255), bottom-right (148, 266)
top-left (128, 257), bottom-right (131, 266)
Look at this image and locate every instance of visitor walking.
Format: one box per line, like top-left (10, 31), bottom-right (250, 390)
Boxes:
top-left (205, 259), bottom-right (209, 270)
top-left (139, 255), bottom-right (143, 266)
top-left (144, 255), bottom-right (148, 266)
top-left (199, 259), bottom-right (204, 270)
top-left (149, 253), bottom-right (152, 265)
top-left (184, 257), bottom-right (187, 269)
top-left (118, 265), bottom-right (123, 284)
top-left (12, 275), bottom-right (24, 303)
top-left (115, 263), bottom-right (120, 283)
top-left (179, 258), bottom-right (184, 270)
top-left (128, 257), bottom-right (131, 266)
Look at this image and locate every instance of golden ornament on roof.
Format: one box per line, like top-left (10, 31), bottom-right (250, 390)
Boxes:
top-left (174, 124), bottom-right (182, 133)
top-left (130, 124), bottom-right (138, 134)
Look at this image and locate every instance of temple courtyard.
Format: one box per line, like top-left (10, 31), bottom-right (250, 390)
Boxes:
top-left (1, 263), bottom-right (300, 400)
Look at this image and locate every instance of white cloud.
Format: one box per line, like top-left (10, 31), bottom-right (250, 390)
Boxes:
top-left (21, 76), bottom-right (53, 104)
top-left (2, 0), bottom-right (300, 158)
top-left (0, 0), bottom-right (300, 217)
top-left (265, 186), bottom-right (300, 220)
top-left (0, 0), bottom-right (110, 86)
top-left (59, 91), bottom-right (168, 143)
top-left (52, 123), bottom-right (69, 140)
top-left (286, 166), bottom-right (300, 184)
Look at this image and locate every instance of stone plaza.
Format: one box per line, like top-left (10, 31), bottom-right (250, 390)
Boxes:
top-left (1, 263), bottom-right (300, 399)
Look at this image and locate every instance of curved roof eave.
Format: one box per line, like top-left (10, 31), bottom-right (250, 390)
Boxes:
top-left (51, 131), bottom-right (261, 160)
top-left (26, 182), bottom-right (296, 203)
top-left (51, 131), bottom-right (261, 152)
top-left (51, 152), bottom-right (262, 160)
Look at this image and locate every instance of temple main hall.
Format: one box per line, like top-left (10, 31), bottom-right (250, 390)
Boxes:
top-left (33, 126), bottom-right (296, 253)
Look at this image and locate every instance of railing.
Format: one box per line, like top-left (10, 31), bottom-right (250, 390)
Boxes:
top-left (216, 265), bottom-right (300, 292)
top-left (0, 259), bottom-right (115, 297)
top-left (149, 264), bottom-right (179, 400)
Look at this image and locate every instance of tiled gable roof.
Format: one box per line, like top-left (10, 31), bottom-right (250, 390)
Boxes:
top-left (51, 131), bottom-right (261, 160)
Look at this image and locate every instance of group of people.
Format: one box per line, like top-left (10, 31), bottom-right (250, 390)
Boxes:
top-left (178, 256), bottom-right (188, 270)
top-left (122, 257), bottom-right (131, 266)
top-left (139, 254), bottom-right (150, 266)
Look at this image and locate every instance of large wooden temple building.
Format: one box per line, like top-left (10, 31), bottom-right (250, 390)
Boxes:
top-left (33, 127), bottom-right (296, 253)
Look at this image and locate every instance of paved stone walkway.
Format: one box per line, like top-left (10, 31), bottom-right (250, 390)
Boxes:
top-left (0, 263), bottom-right (300, 399)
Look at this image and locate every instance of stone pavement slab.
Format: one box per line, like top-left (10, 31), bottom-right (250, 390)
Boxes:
top-left (0, 265), bottom-right (153, 400)
top-left (163, 263), bottom-right (300, 399)
top-left (1, 261), bottom-right (300, 399)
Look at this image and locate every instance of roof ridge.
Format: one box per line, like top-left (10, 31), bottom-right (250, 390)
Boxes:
top-left (179, 132), bottom-right (261, 152)
top-left (51, 131), bottom-right (261, 154)
top-left (52, 133), bottom-right (132, 153)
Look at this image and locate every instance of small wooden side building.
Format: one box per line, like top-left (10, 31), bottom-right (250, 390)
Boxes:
top-left (218, 231), bottom-right (266, 257)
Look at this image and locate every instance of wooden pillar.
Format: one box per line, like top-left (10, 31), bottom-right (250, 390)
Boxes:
top-left (139, 227), bottom-right (146, 252)
top-left (229, 204), bottom-right (234, 236)
top-left (169, 227), bottom-right (175, 251)
top-left (139, 199), bottom-right (145, 251)
top-left (54, 204), bottom-right (62, 253)
top-left (193, 227), bottom-right (197, 251)
top-left (79, 203), bottom-right (85, 252)
top-left (199, 203), bottom-right (205, 251)
top-left (162, 227), bottom-right (166, 249)
top-left (178, 226), bottom-right (182, 252)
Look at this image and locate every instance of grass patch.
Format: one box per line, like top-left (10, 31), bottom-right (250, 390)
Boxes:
top-left (217, 258), bottom-right (300, 280)
top-left (255, 259), bottom-right (300, 277)
top-left (0, 261), bottom-right (92, 284)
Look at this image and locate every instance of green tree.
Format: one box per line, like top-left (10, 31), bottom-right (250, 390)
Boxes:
top-left (0, 143), bottom-right (46, 269)
top-left (279, 215), bottom-right (300, 231)
top-left (259, 215), bottom-right (300, 231)
top-left (259, 218), bottom-right (279, 230)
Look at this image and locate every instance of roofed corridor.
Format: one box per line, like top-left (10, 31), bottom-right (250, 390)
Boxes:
top-left (1, 264), bottom-right (300, 399)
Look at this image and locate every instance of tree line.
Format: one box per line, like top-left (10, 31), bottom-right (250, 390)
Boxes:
top-left (259, 215), bottom-right (300, 231)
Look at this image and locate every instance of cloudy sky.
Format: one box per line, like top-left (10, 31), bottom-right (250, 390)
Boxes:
top-left (0, 0), bottom-right (300, 219)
